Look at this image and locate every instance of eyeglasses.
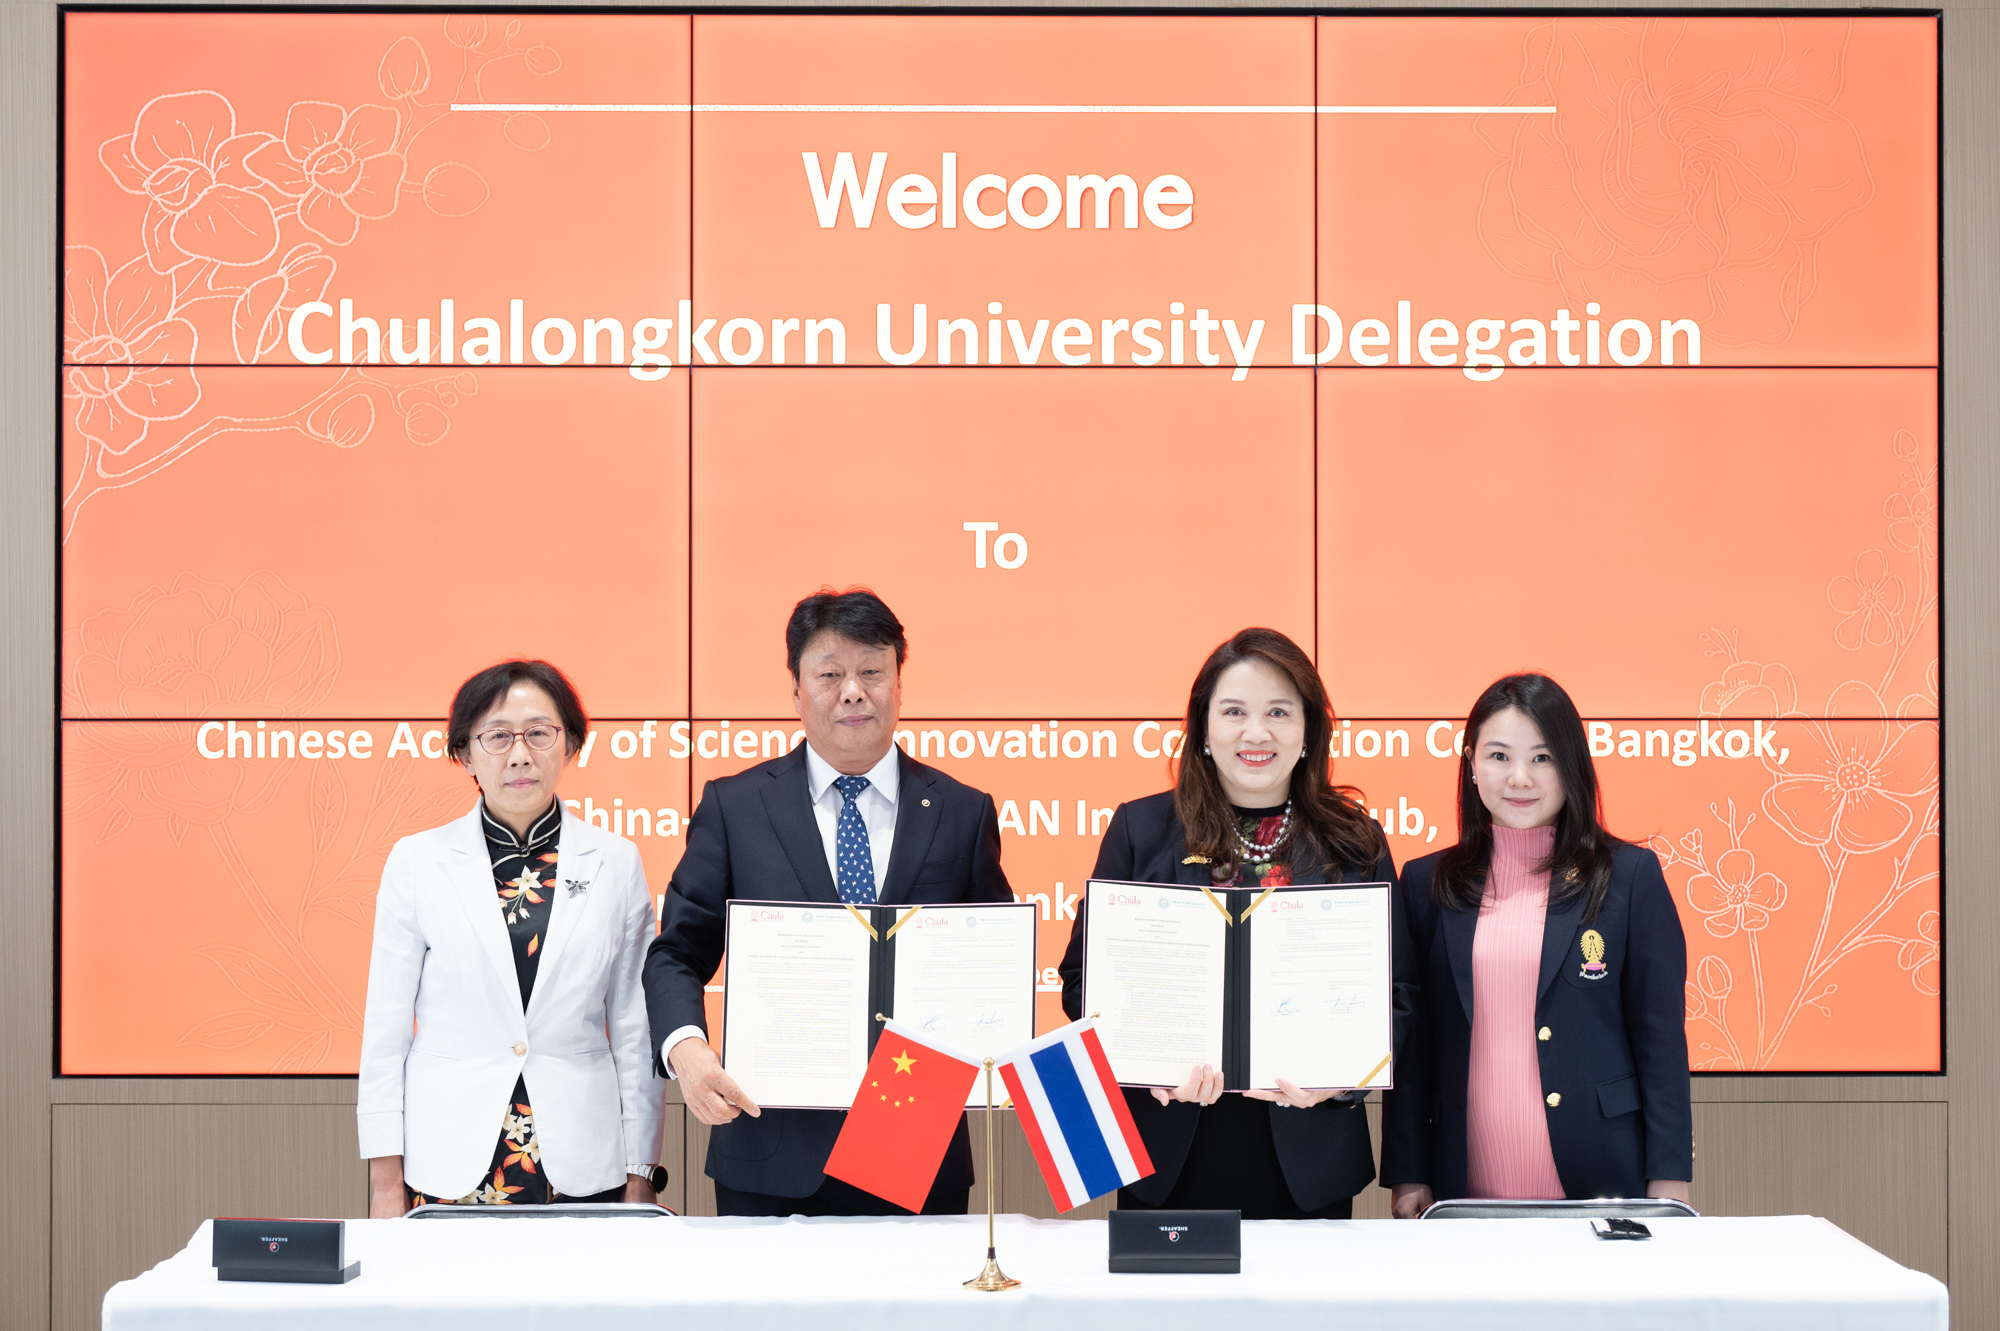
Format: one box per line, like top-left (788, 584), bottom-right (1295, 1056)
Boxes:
top-left (474, 724), bottom-right (564, 756)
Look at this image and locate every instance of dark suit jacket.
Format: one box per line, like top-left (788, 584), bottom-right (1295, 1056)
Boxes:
top-left (1056, 791), bottom-right (1404, 1212)
top-left (643, 745), bottom-right (1011, 1199)
top-left (1380, 840), bottom-right (1693, 1201)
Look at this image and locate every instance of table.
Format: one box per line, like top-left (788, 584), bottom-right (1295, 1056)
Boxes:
top-left (102, 1213), bottom-right (1948, 1331)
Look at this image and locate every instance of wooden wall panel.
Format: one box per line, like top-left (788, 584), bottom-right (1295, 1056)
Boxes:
top-left (51, 1104), bottom-right (366, 1331)
top-left (683, 1115), bottom-right (718, 1217)
top-left (656, 1102), bottom-right (688, 1215)
top-left (1, 5), bottom-right (58, 1329)
top-left (51, 1081), bottom-right (358, 1106)
top-left (1690, 1102), bottom-right (1948, 1282)
top-left (1943, 11), bottom-right (2000, 1330)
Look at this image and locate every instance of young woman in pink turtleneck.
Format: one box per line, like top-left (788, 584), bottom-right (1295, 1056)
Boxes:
top-left (1380, 673), bottom-right (1692, 1216)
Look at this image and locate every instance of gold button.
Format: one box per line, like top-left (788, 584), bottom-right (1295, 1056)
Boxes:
top-left (513, 1042), bottom-right (527, 1057)
top-left (1538, 1027), bottom-right (1552, 1042)
top-left (1546, 1092), bottom-right (1561, 1107)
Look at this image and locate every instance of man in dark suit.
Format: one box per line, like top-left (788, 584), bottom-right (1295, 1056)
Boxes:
top-left (643, 588), bottom-right (1012, 1216)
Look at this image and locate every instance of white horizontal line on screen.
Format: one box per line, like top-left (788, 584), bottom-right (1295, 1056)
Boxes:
top-left (450, 102), bottom-right (1557, 114)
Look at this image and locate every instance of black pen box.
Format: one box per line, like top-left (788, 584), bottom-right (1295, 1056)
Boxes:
top-left (1108, 1209), bottom-right (1242, 1273)
top-left (213, 1217), bottom-right (360, 1284)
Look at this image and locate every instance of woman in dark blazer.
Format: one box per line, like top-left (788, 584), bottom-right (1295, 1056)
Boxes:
top-left (1381, 673), bottom-right (1691, 1215)
top-left (1058, 628), bottom-right (1398, 1219)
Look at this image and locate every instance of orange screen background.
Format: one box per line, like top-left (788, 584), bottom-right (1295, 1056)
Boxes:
top-left (59, 13), bottom-right (1939, 1074)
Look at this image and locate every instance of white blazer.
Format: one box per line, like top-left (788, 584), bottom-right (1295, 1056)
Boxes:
top-left (356, 803), bottom-right (665, 1200)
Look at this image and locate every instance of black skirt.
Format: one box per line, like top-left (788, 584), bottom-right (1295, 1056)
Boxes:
top-left (1117, 1093), bottom-right (1354, 1221)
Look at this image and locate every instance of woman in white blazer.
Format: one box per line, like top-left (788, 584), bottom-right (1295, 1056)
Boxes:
top-left (357, 660), bottom-right (664, 1214)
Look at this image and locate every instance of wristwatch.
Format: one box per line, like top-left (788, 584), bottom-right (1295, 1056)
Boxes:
top-left (629, 1164), bottom-right (669, 1193)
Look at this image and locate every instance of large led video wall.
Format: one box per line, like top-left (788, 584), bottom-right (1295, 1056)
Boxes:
top-left (60, 12), bottom-right (1938, 1074)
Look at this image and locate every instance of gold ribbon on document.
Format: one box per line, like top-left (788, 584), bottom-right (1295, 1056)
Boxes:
top-left (1197, 883), bottom-right (1234, 925)
top-left (841, 900), bottom-right (880, 940)
top-left (885, 904), bottom-right (925, 940)
top-left (1353, 1054), bottom-right (1392, 1090)
top-left (1239, 884), bottom-right (1279, 922)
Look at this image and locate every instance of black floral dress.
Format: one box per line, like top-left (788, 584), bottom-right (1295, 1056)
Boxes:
top-left (408, 800), bottom-right (618, 1207)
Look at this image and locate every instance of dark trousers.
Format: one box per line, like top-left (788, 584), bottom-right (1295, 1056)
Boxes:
top-left (715, 1173), bottom-right (971, 1217)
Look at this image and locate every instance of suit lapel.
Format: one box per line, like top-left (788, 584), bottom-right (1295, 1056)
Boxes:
top-left (1538, 889), bottom-right (1587, 1004)
top-left (446, 804), bottom-right (520, 1003)
top-left (1440, 904), bottom-right (1478, 1026)
top-left (760, 748), bottom-right (840, 903)
top-left (524, 811), bottom-right (605, 1020)
top-left (878, 752), bottom-right (940, 905)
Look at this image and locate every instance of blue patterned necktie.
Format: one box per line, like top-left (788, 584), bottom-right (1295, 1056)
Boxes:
top-left (833, 775), bottom-right (876, 905)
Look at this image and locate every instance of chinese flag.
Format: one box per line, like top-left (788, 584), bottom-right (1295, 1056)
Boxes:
top-left (824, 1021), bottom-right (982, 1212)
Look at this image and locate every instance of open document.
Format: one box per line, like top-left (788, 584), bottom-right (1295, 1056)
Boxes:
top-left (1082, 879), bottom-right (1393, 1092)
top-left (722, 899), bottom-right (1036, 1110)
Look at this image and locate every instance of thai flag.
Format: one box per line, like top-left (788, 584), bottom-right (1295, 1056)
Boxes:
top-left (997, 1020), bottom-right (1154, 1212)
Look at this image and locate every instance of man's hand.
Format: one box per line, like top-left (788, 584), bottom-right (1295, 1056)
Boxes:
top-left (1646, 1178), bottom-right (1692, 1204)
top-left (623, 1174), bottom-right (656, 1204)
top-left (367, 1155), bottom-right (410, 1219)
top-left (1390, 1182), bottom-right (1434, 1219)
top-left (1149, 1063), bottom-right (1225, 1107)
top-left (670, 1036), bottom-right (762, 1126)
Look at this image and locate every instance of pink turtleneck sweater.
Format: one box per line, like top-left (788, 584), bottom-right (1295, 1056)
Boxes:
top-left (1466, 823), bottom-right (1565, 1199)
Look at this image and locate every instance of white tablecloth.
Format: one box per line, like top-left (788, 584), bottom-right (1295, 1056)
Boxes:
top-left (103, 1213), bottom-right (1947, 1331)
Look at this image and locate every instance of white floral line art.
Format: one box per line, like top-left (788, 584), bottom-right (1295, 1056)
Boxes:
top-left (1670, 428), bottom-right (1937, 1070)
top-left (63, 16), bottom-right (565, 541)
top-left (64, 569), bottom-right (477, 1070)
top-left (182, 754), bottom-right (469, 1070)
top-left (1475, 17), bottom-right (1877, 350)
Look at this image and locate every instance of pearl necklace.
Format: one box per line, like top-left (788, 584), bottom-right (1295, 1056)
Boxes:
top-left (1234, 799), bottom-right (1295, 864)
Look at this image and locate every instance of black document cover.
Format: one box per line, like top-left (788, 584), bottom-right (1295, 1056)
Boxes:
top-left (720, 898), bottom-right (1037, 1109)
top-left (1080, 879), bottom-right (1395, 1093)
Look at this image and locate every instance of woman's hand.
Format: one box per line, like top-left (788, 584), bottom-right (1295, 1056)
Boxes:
top-left (367, 1155), bottom-right (409, 1219)
top-left (1646, 1179), bottom-right (1692, 1204)
top-left (1150, 1063), bottom-right (1225, 1107)
top-left (1390, 1183), bottom-right (1434, 1219)
top-left (1243, 1077), bottom-right (1348, 1109)
top-left (623, 1174), bottom-right (656, 1205)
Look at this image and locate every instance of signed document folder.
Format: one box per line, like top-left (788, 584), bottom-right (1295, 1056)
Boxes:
top-left (721, 899), bottom-right (1036, 1110)
top-left (1080, 879), bottom-right (1394, 1092)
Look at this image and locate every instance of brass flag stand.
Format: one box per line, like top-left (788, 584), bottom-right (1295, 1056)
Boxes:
top-left (963, 1058), bottom-right (1021, 1292)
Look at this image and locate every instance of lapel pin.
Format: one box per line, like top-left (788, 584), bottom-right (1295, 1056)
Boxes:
top-left (1182, 855), bottom-right (1211, 865)
top-left (565, 879), bottom-right (588, 898)
top-left (922, 799), bottom-right (930, 807)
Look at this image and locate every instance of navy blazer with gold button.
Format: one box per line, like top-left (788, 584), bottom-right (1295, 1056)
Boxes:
top-left (1380, 840), bottom-right (1692, 1200)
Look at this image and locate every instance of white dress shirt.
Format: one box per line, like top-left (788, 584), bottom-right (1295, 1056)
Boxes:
top-left (661, 743), bottom-right (901, 1074)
